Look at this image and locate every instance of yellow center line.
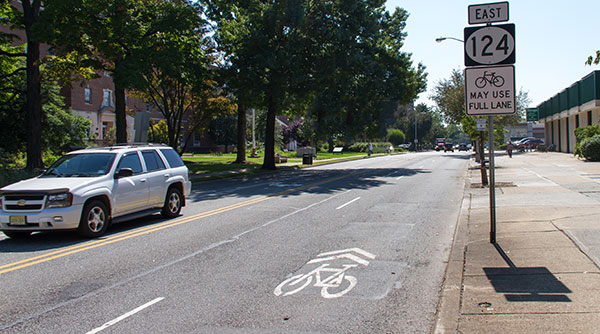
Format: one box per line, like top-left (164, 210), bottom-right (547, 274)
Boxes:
top-left (0, 159), bottom-right (409, 275)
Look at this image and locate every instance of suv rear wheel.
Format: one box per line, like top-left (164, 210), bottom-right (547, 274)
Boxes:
top-left (162, 187), bottom-right (182, 218)
top-left (78, 200), bottom-right (109, 238)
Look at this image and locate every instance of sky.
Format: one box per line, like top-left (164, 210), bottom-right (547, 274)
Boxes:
top-left (384, 0), bottom-right (600, 109)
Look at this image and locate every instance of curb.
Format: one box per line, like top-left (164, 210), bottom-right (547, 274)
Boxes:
top-left (432, 165), bottom-right (473, 334)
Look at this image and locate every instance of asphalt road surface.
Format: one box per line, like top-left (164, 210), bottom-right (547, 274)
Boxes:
top-left (0, 151), bottom-right (469, 333)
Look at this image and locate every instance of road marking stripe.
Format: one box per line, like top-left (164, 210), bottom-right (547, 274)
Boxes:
top-left (0, 158), bottom-right (411, 275)
top-left (336, 197), bottom-right (360, 210)
top-left (0, 197), bottom-right (270, 274)
top-left (85, 297), bottom-right (164, 334)
top-left (0, 196), bottom-right (269, 271)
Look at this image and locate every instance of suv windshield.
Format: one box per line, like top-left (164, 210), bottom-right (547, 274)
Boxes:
top-left (42, 153), bottom-right (116, 177)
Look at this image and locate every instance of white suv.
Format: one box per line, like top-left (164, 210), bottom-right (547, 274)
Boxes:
top-left (0, 144), bottom-right (192, 238)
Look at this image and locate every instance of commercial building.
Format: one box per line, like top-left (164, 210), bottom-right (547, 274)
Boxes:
top-left (538, 70), bottom-right (600, 153)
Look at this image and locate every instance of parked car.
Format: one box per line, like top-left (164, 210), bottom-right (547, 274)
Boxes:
top-left (435, 143), bottom-right (445, 151)
top-left (0, 144), bottom-right (192, 239)
top-left (457, 143), bottom-right (469, 151)
top-left (516, 138), bottom-right (544, 151)
top-left (444, 143), bottom-right (454, 152)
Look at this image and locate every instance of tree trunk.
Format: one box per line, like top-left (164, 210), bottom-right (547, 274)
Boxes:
top-left (235, 103), bottom-right (247, 163)
top-left (114, 84), bottom-right (127, 144)
top-left (23, 0), bottom-right (43, 170)
top-left (262, 95), bottom-right (276, 170)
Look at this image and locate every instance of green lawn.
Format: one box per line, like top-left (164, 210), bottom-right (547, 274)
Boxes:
top-left (182, 151), bottom-right (368, 177)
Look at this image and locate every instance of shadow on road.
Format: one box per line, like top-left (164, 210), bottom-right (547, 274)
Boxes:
top-left (189, 167), bottom-right (431, 203)
top-left (0, 214), bottom-right (169, 253)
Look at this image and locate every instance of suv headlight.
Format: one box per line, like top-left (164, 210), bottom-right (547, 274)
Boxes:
top-left (46, 193), bottom-right (73, 208)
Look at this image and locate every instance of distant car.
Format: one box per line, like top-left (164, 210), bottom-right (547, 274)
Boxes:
top-left (457, 143), bottom-right (469, 151)
top-left (516, 138), bottom-right (544, 151)
top-left (444, 143), bottom-right (454, 152)
top-left (435, 143), bottom-right (445, 151)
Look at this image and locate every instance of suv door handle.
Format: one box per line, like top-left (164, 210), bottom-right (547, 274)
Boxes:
top-left (140, 179), bottom-right (147, 182)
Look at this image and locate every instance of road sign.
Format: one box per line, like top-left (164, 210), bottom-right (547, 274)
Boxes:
top-left (526, 108), bottom-right (539, 121)
top-left (465, 65), bottom-right (515, 115)
top-left (476, 118), bottom-right (487, 131)
top-left (468, 2), bottom-right (509, 25)
top-left (464, 23), bottom-right (515, 66)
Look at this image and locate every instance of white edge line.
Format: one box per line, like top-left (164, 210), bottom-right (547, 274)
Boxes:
top-left (336, 197), bottom-right (361, 210)
top-left (86, 297), bottom-right (165, 334)
top-left (396, 175), bottom-right (405, 180)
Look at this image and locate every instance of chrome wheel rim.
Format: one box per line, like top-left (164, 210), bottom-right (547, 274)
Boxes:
top-left (168, 192), bottom-right (180, 214)
top-left (87, 206), bottom-right (105, 233)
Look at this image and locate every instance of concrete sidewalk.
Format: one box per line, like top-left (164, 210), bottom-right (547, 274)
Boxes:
top-left (434, 152), bottom-right (600, 333)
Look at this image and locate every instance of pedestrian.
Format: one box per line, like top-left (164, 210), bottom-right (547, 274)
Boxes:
top-left (506, 141), bottom-right (514, 158)
top-left (368, 143), bottom-right (373, 156)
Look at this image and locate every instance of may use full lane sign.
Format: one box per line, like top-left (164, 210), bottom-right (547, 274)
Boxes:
top-left (465, 65), bottom-right (515, 116)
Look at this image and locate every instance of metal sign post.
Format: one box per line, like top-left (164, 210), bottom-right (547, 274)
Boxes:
top-left (464, 1), bottom-right (515, 244)
top-left (487, 116), bottom-right (496, 243)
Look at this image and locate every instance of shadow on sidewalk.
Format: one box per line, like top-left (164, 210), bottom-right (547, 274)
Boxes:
top-left (483, 243), bottom-right (572, 302)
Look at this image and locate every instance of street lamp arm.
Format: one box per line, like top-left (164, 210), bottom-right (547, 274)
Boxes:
top-left (435, 36), bottom-right (464, 43)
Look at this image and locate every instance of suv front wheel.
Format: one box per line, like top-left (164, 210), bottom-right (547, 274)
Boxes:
top-left (162, 187), bottom-right (182, 218)
top-left (78, 200), bottom-right (109, 238)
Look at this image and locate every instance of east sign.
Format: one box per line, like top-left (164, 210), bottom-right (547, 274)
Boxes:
top-left (468, 2), bottom-right (509, 25)
top-left (465, 65), bottom-right (515, 116)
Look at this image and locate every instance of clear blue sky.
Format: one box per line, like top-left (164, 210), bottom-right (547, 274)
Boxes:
top-left (385, 0), bottom-right (600, 108)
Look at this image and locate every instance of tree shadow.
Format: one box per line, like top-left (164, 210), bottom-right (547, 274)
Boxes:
top-left (188, 166), bottom-right (431, 203)
top-left (483, 243), bottom-right (571, 302)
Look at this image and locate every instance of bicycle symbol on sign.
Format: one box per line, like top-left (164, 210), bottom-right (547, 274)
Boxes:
top-left (274, 248), bottom-right (376, 299)
top-left (474, 71), bottom-right (505, 88)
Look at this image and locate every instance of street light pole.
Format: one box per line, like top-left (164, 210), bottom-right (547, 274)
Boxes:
top-left (435, 36), bottom-right (465, 43)
top-left (414, 109), bottom-right (418, 151)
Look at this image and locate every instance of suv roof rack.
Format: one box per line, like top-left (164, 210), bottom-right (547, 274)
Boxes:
top-left (83, 143), bottom-right (170, 151)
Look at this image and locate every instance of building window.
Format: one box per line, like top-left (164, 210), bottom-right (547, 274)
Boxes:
top-left (576, 115), bottom-right (580, 129)
top-left (103, 89), bottom-right (113, 107)
top-left (193, 133), bottom-right (202, 146)
top-left (146, 103), bottom-right (151, 112)
top-left (588, 110), bottom-right (593, 126)
top-left (84, 87), bottom-right (92, 104)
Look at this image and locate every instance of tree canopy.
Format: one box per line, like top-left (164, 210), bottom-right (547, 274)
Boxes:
top-left (209, 0), bottom-right (426, 169)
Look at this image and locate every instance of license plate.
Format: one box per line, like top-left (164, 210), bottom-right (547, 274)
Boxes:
top-left (9, 216), bottom-right (27, 225)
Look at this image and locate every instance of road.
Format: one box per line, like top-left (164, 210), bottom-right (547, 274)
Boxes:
top-left (0, 151), bottom-right (469, 333)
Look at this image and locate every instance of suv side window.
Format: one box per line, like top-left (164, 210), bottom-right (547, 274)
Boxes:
top-left (160, 148), bottom-right (185, 168)
top-left (117, 152), bottom-right (143, 174)
top-left (142, 150), bottom-right (166, 172)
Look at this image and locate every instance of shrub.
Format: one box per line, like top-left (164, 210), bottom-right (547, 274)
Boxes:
top-left (386, 129), bottom-right (406, 146)
top-left (536, 144), bottom-right (548, 152)
top-left (574, 125), bottom-right (600, 159)
top-left (347, 142), bottom-right (392, 153)
top-left (580, 134), bottom-right (600, 162)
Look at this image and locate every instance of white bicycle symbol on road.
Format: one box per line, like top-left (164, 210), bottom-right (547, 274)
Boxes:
top-left (274, 248), bottom-right (376, 299)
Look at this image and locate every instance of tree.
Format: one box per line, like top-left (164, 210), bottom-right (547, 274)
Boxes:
top-left (586, 50), bottom-right (600, 65)
top-left (1, 1), bottom-right (43, 169)
top-left (209, 0), bottom-right (314, 169)
top-left (41, 0), bottom-right (206, 144)
top-left (307, 5), bottom-right (426, 145)
top-left (1, 3), bottom-right (91, 166)
top-left (210, 1), bottom-right (426, 169)
top-left (430, 69), bottom-right (465, 125)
